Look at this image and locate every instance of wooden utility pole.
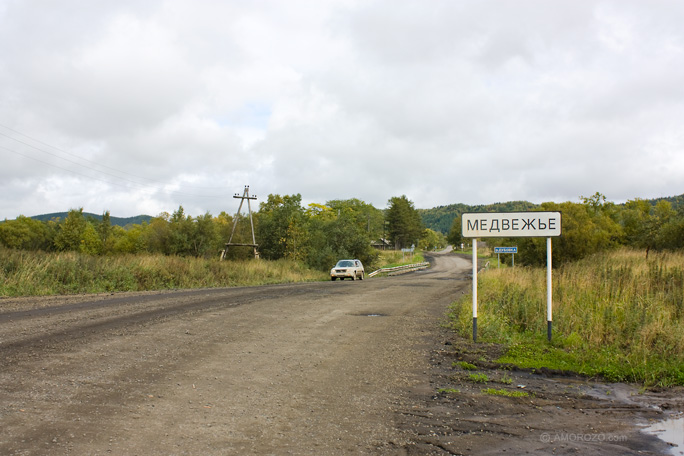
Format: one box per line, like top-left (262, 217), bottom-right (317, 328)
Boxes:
top-left (221, 186), bottom-right (259, 260)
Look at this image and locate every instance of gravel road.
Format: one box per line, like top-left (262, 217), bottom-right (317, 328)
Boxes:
top-left (1, 251), bottom-right (680, 455)
top-left (0, 252), bottom-right (470, 455)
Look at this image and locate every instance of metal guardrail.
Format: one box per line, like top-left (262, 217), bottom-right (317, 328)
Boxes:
top-left (368, 262), bottom-right (430, 278)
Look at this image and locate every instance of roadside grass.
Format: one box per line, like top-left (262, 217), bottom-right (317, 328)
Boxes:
top-left (468, 373), bottom-right (489, 383)
top-left (447, 248), bottom-right (684, 387)
top-left (453, 248), bottom-right (491, 259)
top-left (375, 250), bottom-right (425, 269)
top-left (454, 361), bottom-right (478, 370)
top-left (482, 388), bottom-right (529, 398)
top-left (0, 247), bottom-right (432, 297)
top-left (452, 246), bottom-right (509, 268)
top-left (499, 373), bottom-right (513, 385)
top-left (0, 247), bottom-right (327, 297)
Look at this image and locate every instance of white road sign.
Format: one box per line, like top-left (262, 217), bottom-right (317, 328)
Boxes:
top-left (462, 211), bottom-right (561, 238)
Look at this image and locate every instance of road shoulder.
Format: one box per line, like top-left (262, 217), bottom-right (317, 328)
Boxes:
top-left (392, 326), bottom-right (680, 455)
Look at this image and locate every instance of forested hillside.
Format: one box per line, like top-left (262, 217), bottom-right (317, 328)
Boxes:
top-left (444, 192), bottom-right (684, 267)
top-left (418, 201), bottom-right (538, 233)
top-left (419, 194), bottom-right (684, 234)
top-left (652, 194), bottom-right (684, 211)
top-left (29, 212), bottom-right (152, 227)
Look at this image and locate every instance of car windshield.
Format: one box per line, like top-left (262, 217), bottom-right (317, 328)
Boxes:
top-left (336, 260), bottom-right (354, 268)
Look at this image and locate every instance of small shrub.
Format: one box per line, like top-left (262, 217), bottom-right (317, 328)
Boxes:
top-left (453, 361), bottom-right (477, 371)
top-left (468, 373), bottom-right (489, 383)
top-left (482, 388), bottom-right (528, 398)
top-left (499, 373), bottom-right (513, 385)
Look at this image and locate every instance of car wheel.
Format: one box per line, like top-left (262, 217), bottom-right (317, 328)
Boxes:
top-left (351, 273), bottom-right (356, 281)
top-left (331, 277), bottom-right (336, 281)
top-left (360, 272), bottom-right (364, 280)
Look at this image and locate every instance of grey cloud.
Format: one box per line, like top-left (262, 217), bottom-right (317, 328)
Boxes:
top-left (1, 0), bottom-right (684, 219)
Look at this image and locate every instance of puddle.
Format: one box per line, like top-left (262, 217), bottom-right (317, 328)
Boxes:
top-left (643, 415), bottom-right (684, 455)
top-left (545, 377), bottom-right (684, 453)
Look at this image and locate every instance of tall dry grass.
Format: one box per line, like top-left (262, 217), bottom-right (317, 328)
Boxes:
top-left (0, 247), bottom-right (327, 297)
top-left (374, 250), bottom-right (425, 268)
top-left (448, 248), bottom-right (684, 385)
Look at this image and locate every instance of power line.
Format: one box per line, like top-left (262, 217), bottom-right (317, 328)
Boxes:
top-left (0, 123), bottom-right (236, 192)
top-left (1, 144), bottom-right (225, 199)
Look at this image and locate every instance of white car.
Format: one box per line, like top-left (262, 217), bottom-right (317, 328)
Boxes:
top-left (330, 259), bottom-right (364, 281)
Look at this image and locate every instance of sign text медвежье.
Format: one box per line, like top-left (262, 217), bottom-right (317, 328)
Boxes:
top-left (461, 212), bottom-right (561, 238)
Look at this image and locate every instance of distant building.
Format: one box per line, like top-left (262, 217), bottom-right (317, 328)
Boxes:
top-left (371, 238), bottom-right (393, 250)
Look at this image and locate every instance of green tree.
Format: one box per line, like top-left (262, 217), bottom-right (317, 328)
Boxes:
top-left (79, 222), bottom-right (103, 255)
top-left (651, 200), bottom-right (681, 250)
top-left (620, 199), bottom-right (678, 256)
top-left (191, 212), bottom-right (218, 258)
top-left (0, 216), bottom-right (54, 250)
top-left (447, 215), bottom-right (463, 248)
top-left (144, 212), bottom-right (172, 254)
top-left (162, 207), bottom-right (220, 257)
top-left (257, 194), bottom-right (308, 260)
top-left (304, 206), bottom-right (336, 270)
top-left (98, 211), bottom-right (114, 254)
top-left (657, 215), bottom-right (684, 251)
top-left (621, 198), bottom-right (652, 251)
top-left (516, 199), bottom-right (622, 267)
top-left (306, 208), bottom-right (377, 270)
top-left (386, 195), bottom-right (424, 250)
top-left (51, 209), bottom-right (104, 254)
top-left (326, 199), bottom-right (385, 241)
top-left (111, 225), bottom-right (147, 254)
top-left (167, 206), bottom-right (194, 256)
top-left (419, 228), bottom-right (447, 251)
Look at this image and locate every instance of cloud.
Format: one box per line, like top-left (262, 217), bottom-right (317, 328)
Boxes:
top-left (1, 0), bottom-right (684, 219)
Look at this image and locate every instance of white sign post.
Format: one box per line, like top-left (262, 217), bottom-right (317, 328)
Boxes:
top-left (472, 239), bottom-right (478, 342)
top-left (462, 212), bottom-right (561, 342)
top-left (547, 237), bottom-right (553, 341)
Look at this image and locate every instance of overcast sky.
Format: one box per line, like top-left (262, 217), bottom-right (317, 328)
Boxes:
top-left (1, 0), bottom-right (683, 219)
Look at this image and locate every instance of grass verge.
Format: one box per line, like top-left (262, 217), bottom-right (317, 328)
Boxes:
top-left (447, 248), bottom-right (684, 387)
top-left (374, 250), bottom-right (425, 269)
top-left (0, 247), bottom-right (327, 297)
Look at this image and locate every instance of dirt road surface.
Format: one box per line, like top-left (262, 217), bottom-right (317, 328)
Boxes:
top-left (1, 251), bottom-right (681, 455)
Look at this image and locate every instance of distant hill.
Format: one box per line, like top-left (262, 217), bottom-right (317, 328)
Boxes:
top-left (30, 212), bottom-right (153, 227)
top-left (648, 194), bottom-right (684, 211)
top-left (418, 201), bottom-right (539, 234)
top-left (419, 194), bottom-right (684, 234)
top-left (16, 193), bottom-right (684, 233)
